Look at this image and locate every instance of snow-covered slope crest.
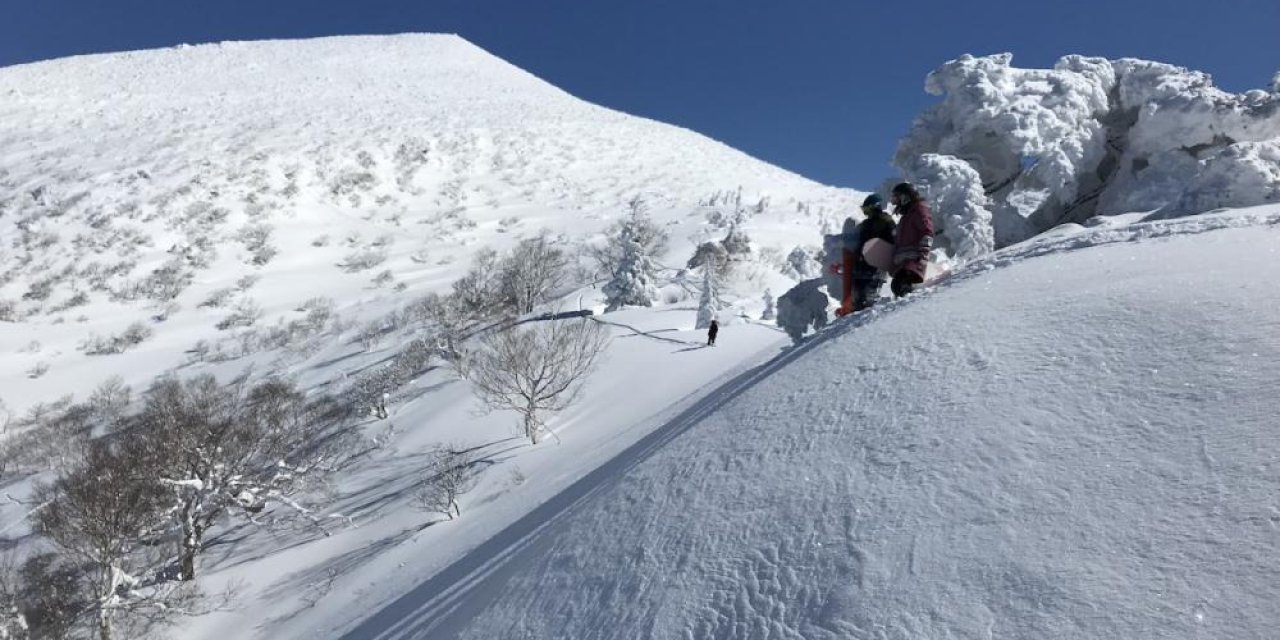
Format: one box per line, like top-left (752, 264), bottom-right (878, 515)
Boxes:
top-left (380, 205), bottom-right (1280, 640)
top-left (0, 34), bottom-right (854, 412)
top-left (896, 53), bottom-right (1280, 255)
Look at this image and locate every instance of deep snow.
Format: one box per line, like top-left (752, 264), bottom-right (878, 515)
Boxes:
top-left (340, 206), bottom-right (1280, 640)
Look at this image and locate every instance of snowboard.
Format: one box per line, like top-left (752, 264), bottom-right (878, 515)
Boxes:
top-left (861, 238), bottom-right (895, 272)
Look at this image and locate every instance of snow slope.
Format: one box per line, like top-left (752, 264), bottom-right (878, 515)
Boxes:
top-left (340, 206), bottom-right (1280, 640)
top-left (0, 33), bottom-right (855, 415)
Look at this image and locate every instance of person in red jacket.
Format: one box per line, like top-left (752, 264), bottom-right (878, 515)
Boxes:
top-left (889, 182), bottom-right (935, 298)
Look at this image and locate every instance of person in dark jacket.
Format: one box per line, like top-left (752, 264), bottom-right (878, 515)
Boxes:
top-left (707, 319), bottom-right (719, 346)
top-left (889, 182), bottom-right (935, 298)
top-left (851, 193), bottom-right (896, 311)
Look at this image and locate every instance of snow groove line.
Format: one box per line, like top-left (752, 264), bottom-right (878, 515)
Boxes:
top-left (338, 330), bottom-right (852, 639)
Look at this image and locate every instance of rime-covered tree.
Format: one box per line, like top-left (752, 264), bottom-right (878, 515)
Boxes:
top-left (590, 197), bottom-right (669, 279)
top-left (695, 262), bottom-right (720, 330)
top-left (602, 229), bottom-right (660, 312)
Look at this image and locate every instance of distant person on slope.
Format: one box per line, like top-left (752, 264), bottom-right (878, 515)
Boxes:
top-left (707, 319), bottom-right (719, 346)
top-left (851, 193), bottom-right (896, 310)
top-left (889, 182), bottom-right (935, 297)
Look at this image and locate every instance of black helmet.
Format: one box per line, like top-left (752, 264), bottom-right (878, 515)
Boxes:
top-left (861, 193), bottom-right (884, 210)
top-left (891, 182), bottom-right (919, 199)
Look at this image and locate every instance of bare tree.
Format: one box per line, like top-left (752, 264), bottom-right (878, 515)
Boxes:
top-left (6, 552), bottom-right (84, 640)
top-left (459, 318), bottom-right (609, 445)
top-left (0, 554), bottom-right (29, 640)
top-left (33, 440), bottom-right (172, 640)
top-left (499, 231), bottom-right (570, 315)
top-left (452, 247), bottom-right (501, 319)
top-left (412, 444), bottom-right (480, 520)
top-left (128, 375), bottom-right (330, 581)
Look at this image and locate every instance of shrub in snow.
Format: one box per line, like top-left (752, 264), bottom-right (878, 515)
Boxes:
top-left (215, 298), bottom-right (262, 331)
top-left (896, 53), bottom-right (1280, 250)
top-left (776, 279), bottom-right (829, 344)
top-left (234, 223), bottom-right (277, 266)
top-left (0, 300), bottom-right (15, 322)
top-left (761, 290), bottom-right (776, 321)
top-left (459, 318), bottom-right (609, 445)
top-left (371, 269), bottom-right (395, 288)
top-left (339, 247), bottom-right (388, 273)
top-left (81, 322), bottom-right (154, 355)
top-left (198, 287), bottom-right (235, 308)
top-left (413, 444), bottom-right (480, 520)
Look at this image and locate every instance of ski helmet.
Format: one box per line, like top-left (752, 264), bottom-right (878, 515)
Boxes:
top-left (891, 182), bottom-right (920, 201)
top-left (861, 193), bottom-right (884, 210)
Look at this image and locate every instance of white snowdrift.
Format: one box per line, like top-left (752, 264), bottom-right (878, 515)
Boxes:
top-left (358, 206), bottom-right (1280, 640)
top-left (896, 53), bottom-right (1280, 256)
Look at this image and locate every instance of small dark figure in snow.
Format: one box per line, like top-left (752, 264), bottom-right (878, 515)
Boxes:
top-left (707, 319), bottom-right (719, 346)
top-left (889, 182), bottom-right (935, 298)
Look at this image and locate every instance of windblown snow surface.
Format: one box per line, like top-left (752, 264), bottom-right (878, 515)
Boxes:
top-left (342, 206), bottom-right (1280, 640)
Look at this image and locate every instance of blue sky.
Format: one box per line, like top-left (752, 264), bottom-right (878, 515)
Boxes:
top-left (2, 0), bottom-right (1277, 188)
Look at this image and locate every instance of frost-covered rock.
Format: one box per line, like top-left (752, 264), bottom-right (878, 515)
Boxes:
top-left (896, 53), bottom-right (1280, 250)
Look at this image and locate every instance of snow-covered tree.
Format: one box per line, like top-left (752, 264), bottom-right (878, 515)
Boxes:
top-left (761, 289), bottom-right (776, 321)
top-left (602, 229), bottom-right (660, 312)
top-left (785, 246), bottom-right (817, 279)
top-left (590, 197), bottom-right (670, 279)
top-left (460, 318), bottom-right (609, 445)
top-left (695, 263), bottom-right (720, 330)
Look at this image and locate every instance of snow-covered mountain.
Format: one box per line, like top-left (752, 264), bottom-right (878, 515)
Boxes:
top-left (0, 33), bottom-right (855, 415)
top-left (4, 34), bottom-right (1278, 640)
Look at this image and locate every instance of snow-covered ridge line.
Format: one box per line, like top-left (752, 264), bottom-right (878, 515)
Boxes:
top-left (896, 53), bottom-right (1280, 262)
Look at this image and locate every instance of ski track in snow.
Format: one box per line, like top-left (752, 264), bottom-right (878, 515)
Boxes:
top-left (337, 207), bottom-right (1280, 640)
